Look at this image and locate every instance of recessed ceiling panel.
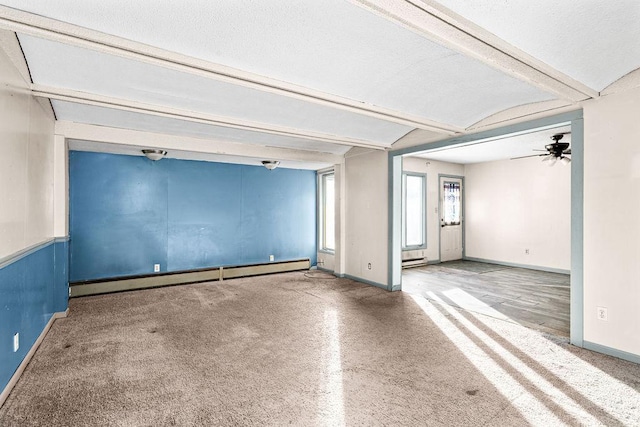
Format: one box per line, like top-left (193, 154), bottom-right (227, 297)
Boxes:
top-left (52, 100), bottom-right (352, 155)
top-left (412, 125), bottom-right (571, 164)
top-left (434, 0), bottom-right (640, 91)
top-left (19, 35), bottom-right (410, 146)
top-left (10, 1), bottom-right (556, 127)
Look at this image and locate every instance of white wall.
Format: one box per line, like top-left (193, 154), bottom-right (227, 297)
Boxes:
top-left (344, 149), bottom-right (388, 285)
top-left (53, 134), bottom-right (69, 237)
top-left (583, 86), bottom-right (640, 356)
top-left (341, 92), bottom-right (640, 360)
top-left (0, 42), bottom-right (56, 259)
top-left (464, 156), bottom-right (571, 271)
top-left (402, 157), bottom-right (464, 262)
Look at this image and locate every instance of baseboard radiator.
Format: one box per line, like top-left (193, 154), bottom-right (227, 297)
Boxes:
top-left (402, 249), bottom-right (428, 269)
top-left (69, 258), bottom-right (311, 297)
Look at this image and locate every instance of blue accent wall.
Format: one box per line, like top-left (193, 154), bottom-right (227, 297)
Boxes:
top-left (0, 240), bottom-right (68, 393)
top-left (69, 151), bottom-right (317, 282)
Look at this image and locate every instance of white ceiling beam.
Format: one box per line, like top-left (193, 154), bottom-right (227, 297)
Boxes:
top-left (0, 28), bottom-right (57, 120)
top-left (33, 84), bottom-right (384, 151)
top-left (0, 5), bottom-right (462, 136)
top-left (466, 99), bottom-right (575, 131)
top-left (55, 121), bottom-right (344, 166)
top-left (0, 28), bottom-right (30, 84)
top-left (350, 0), bottom-right (598, 101)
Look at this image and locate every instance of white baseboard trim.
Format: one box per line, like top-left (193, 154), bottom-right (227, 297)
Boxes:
top-left (0, 309), bottom-right (68, 408)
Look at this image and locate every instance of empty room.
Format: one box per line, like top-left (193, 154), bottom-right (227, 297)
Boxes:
top-left (1, 1), bottom-right (640, 425)
top-left (402, 126), bottom-right (572, 336)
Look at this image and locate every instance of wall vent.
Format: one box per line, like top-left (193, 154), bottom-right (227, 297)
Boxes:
top-left (402, 249), bottom-right (428, 269)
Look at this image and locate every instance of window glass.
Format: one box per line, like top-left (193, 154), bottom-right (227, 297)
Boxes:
top-left (443, 181), bottom-right (461, 225)
top-left (319, 172), bottom-right (335, 252)
top-left (403, 174), bottom-right (425, 248)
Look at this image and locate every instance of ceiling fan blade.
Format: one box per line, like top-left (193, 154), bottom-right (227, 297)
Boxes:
top-left (511, 154), bottom-right (546, 160)
top-left (563, 149), bottom-right (572, 154)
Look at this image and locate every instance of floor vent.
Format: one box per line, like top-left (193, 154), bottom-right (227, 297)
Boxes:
top-left (70, 259), bottom-right (310, 297)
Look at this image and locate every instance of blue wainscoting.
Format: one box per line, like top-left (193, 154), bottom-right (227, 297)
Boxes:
top-left (0, 240), bottom-right (68, 393)
top-left (69, 152), bottom-right (317, 282)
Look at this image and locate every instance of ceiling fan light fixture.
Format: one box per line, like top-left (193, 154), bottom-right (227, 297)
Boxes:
top-left (548, 156), bottom-right (557, 166)
top-left (142, 149), bottom-right (167, 161)
top-left (560, 156), bottom-right (571, 165)
top-left (542, 154), bottom-right (554, 162)
top-left (262, 160), bottom-right (280, 170)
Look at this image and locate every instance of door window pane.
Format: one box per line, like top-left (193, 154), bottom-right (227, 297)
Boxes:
top-left (443, 182), bottom-right (461, 225)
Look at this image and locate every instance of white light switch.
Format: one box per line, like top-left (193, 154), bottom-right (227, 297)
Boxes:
top-left (13, 333), bottom-right (19, 352)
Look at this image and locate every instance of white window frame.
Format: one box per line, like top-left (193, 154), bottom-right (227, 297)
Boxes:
top-left (318, 170), bottom-right (335, 253)
top-left (402, 172), bottom-right (426, 249)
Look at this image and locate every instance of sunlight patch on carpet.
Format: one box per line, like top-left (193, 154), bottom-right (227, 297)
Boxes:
top-left (465, 300), bottom-right (640, 425)
top-left (429, 291), bottom-right (604, 425)
top-left (317, 309), bottom-right (345, 425)
top-left (411, 294), bottom-right (564, 425)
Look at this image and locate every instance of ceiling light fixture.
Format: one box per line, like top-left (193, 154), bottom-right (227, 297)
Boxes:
top-left (262, 160), bottom-right (280, 170)
top-left (560, 156), bottom-right (571, 165)
top-left (142, 149), bottom-right (167, 161)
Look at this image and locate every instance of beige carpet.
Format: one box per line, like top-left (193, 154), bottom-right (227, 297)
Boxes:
top-left (1, 271), bottom-right (639, 426)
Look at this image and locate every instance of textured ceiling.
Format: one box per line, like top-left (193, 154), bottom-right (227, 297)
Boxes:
top-left (11, 1), bottom-right (555, 128)
top-left (53, 100), bottom-right (352, 155)
top-left (435, 0), bottom-right (640, 91)
top-left (13, 2), bottom-right (553, 130)
top-left (412, 125), bottom-right (572, 164)
top-left (19, 34), bottom-right (411, 147)
top-left (1, 1), bottom-right (638, 168)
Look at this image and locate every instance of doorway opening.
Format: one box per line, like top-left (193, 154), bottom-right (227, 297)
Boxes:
top-left (389, 111), bottom-right (583, 345)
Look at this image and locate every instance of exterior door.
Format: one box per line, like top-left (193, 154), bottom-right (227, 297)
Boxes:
top-left (440, 177), bottom-right (463, 262)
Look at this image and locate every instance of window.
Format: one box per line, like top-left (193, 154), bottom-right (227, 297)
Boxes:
top-left (319, 171), bottom-right (335, 252)
top-left (403, 173), bottom-right (426, 248)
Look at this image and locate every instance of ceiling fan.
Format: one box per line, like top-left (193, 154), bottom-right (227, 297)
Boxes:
top-left (512, 133), bottom-right (571, 165)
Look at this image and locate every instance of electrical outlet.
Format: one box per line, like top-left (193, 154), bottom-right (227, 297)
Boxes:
top-left (525, 249), bottom-right (530, 255)
top-left (154, 264), bottom-right (160, 272)
top-left (13, 333), bottom-right (19, 352)
top-left (269, 255), bottom-right (274, 262)
top-left (597, 306), bottom-right (608, 321)
top-left (367, 262), bottom-right (372, 270)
